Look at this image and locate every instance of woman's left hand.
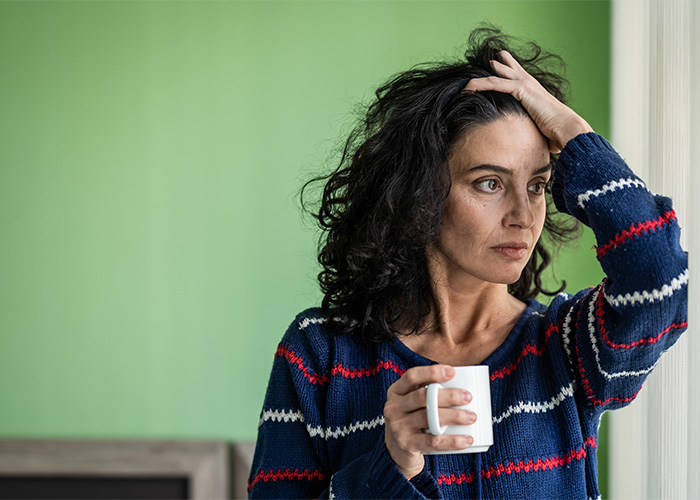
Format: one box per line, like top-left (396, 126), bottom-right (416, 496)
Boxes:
top-left (463, 50), bottom-right (594, 153)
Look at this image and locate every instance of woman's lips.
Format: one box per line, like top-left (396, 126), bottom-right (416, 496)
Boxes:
top-left (491, 244), bottom-right (528, 260)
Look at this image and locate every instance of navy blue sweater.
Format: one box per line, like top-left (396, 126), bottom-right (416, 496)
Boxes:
top-left (248, 133), bottom-right (688, 499)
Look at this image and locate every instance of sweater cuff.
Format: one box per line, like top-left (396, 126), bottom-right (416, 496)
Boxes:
top-left (559, 131), bottom-right (617, 162)
top-left (410, 467), bottom-right (442, 499)
top-left (363, 437), bottom-right (441, 499)
top-left (551, 132), bottom-right (627, 223)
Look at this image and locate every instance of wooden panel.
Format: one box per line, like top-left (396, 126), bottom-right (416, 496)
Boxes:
top-left (0, 439), bottom-right (230, 499)
top-left (232, 442), bottom-right (255, 500)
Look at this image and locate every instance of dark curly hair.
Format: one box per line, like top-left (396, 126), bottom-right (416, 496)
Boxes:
top-left (302, 26), bottom-right (580, 344)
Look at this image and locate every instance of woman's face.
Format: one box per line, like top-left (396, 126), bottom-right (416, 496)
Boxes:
top-left (429, 114), bottom-right (551, 289)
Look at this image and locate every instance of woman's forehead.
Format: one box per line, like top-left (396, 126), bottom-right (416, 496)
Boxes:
top-left (449, 116), bottom-right (550, 175)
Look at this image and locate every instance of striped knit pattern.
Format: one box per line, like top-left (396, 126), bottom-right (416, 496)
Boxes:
top-left (249, 133), bottom-right (687, 499)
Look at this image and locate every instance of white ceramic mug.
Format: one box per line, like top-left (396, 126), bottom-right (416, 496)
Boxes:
top-left (424, 365), bottom-right (493, 455)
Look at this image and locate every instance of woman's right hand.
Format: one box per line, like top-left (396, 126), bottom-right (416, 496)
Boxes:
top-left (383, 365), bottom-right (476, 480)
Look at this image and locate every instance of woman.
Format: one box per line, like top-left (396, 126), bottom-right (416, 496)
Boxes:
top-left (248, 28), bottom-right (687, 499)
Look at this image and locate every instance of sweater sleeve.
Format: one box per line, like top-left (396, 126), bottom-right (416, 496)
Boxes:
top-left (550, 132), bottom-right (688, 411)
top-left (249, 313), bottom-right (441, 499)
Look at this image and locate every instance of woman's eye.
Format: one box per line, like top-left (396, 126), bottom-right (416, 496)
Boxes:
top-left (475, 179), bottom-right (500, 192)
top-left (528, 181), bottom-right (547, 195)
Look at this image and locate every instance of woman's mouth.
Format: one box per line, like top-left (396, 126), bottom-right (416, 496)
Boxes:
top-left (491, 243), bottom-right (528, 260)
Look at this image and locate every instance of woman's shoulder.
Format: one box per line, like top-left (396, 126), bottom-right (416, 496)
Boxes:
top-left (279, 307), bottom-right (330, 360)
top-left (286, 307), bottom-right (328, 338)
top-left (280, 307), bottom-right (371, 372)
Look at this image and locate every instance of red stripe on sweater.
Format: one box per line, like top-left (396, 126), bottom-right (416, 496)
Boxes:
top-left (596, 211), bottom-right (676, 257)
top-left (491, 323), bottom-right (559, 381)
top-left (574, 292), bottom-right (641, 406)
top-left (596, 288), bottom-right (687, 349)
top-left (276, 346), bottom-right (330, 385)
top-left (438, 436), bottom-right (597, 485)
top-left (331, 360), bottom-right (406, 379)
top-left (248, 467), bottom-right (325, 492)
top-left (438, 471), bottom-right (475, 486)
top-left (277, 347), bottom-right (406, 385)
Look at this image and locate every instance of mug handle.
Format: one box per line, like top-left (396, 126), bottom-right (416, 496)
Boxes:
top-left (426, 383), bottom-right (447, 435)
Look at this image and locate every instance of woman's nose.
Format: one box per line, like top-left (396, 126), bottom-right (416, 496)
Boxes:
top-left (504, 192), bottom-right (535, 229)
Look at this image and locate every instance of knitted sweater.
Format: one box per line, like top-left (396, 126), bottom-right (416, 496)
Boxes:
top-left (248, 133), bottom-right (688, 499)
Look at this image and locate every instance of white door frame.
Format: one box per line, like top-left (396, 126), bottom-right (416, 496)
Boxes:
top-left (609, 1), bottom-right (698, 498)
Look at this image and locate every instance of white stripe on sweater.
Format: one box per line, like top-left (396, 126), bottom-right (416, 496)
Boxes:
top-left (577, 177), bottom-right (647, 208)
top-left (298, 316), bottom-right (355, 331)
top-left (492, 380), bottom-right (576, 424)
top-left (298, 317), bottom-right (326, 330)
top-left (306, 416), bottom-right (385, 440)
top-left (329, 479), bottom-right (336, 500)
top-left (588, 286), bottom-right (658, 379)
top-left (604, 269), bottom-right (688, 307)
top-left (561, 304), bottom-right (575, 364)
top-left (260, 408), bottom-right (385, 441)
top-left (259, 408), bottom-right (305, 427)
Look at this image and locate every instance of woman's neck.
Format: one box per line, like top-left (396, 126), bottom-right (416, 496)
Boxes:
top-left (429, 283), bottom-right (523, 343)
top-left (398, 257), bottom-right (528, 366)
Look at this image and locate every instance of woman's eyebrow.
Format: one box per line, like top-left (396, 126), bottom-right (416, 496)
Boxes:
top-left (466, 163), bottom-right (552, 176)
top-left (534, 164), bottom-right (554, 175)
top-left (468, 164), bottom-right (513, 175)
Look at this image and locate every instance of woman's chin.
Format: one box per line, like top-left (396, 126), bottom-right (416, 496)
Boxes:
top-left (486, 267), bottom-right (527, 286)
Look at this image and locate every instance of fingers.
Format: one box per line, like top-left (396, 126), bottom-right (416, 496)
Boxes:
top-left (489, 51), bottom-right (522, 79)
top-left (461, 51), bottom-right (590, 145)
top-left (462, 50), bottom-right (535, 96)
top-left (389, 365), bottom-right (455, 396)
top-left (463, 50), bottom-right (525, 89)
top-left (497, 50), bottom-right (524, 71)
top-left (415, 433), bottom-right (474, 453)
top-left (489, 59), bottom-right (517, 78)
top-left (386, 397), bottom-right (477, 431)
top-left (402, 406), bottom-right (477, 430)
top-left (463, 75), bottom-right (523, 96)
top-left (384, 366), bottom-right (478, 474)
top-left (385, 406), bottom-right (476, 453)
top-left (390, 385), bottom-right (472, 414)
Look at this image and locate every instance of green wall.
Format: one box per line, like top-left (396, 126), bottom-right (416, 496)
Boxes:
top-left (0, 0), bottom-right (608, 444)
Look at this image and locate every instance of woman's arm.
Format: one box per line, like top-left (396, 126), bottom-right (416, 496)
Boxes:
top-left (466, 51), bottom-right (688, 410)
top-left (550, 133), bottom-right (687, 410)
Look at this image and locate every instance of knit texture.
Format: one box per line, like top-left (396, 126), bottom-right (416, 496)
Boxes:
top-left (248, 133), bottom-right (688, 499)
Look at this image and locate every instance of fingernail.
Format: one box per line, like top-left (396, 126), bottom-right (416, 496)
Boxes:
top-left (443, 366), bottom-right (454, 378)
top-left (462, 391), bottom-right (472, 403)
